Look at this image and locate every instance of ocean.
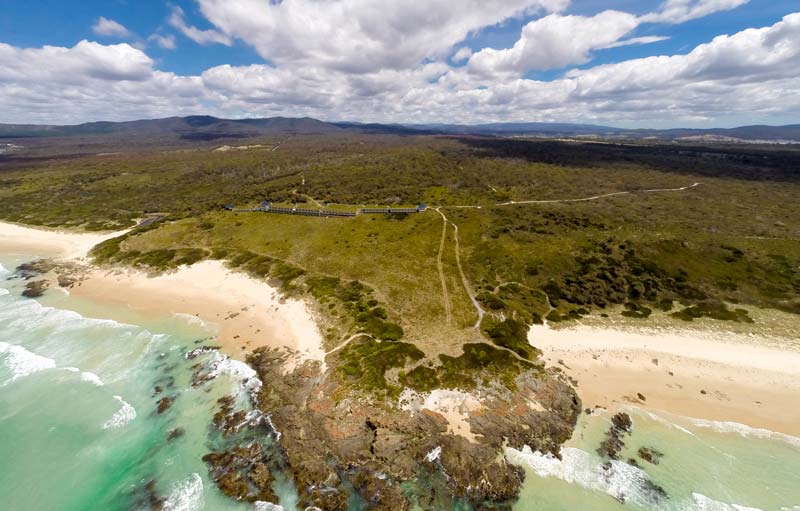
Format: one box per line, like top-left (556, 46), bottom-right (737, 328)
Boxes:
top-left (1, 252), bottom-right (798, 511)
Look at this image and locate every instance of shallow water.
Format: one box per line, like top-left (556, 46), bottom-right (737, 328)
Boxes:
top-left (510, 407), bottom-right (800, 511)
top-left (2, 253), bottom-right (799, 511)
top-left (0, 254), bottom-right (292, 511)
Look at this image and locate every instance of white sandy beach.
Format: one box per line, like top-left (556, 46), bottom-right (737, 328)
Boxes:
top-left (0, 221), bottom-right (129, 260)
top-left (73, 261), bottom-right (326, 364)
top-left (528, 322), bottom-right (800, 436)
top-left (0, 221), bottom-right (326, 364)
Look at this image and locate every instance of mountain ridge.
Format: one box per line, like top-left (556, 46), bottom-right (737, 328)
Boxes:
top-left (1, 116), bottom-right (799, 142)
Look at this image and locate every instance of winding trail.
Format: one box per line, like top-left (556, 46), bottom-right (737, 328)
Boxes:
top-left (442, 182), bottom-right (702, 209)
top-left (435, 208), bottom-right (485, 330)
top-left (325, 333), bottom-right (373, 356)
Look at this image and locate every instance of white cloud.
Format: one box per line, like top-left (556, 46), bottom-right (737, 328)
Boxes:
top-left (0, 40), bottom-right (154, 83)
top-left (92, 17), bottom-right (131, 38)
top-left (642, 0), bottom-right (751, 24)
top-left (1, 12), bottom-right (799, 128)
top-left (467, 11), bottom-right (640, 75)
top-left (604, 35), bottom-right (670, 49)
top-left (452, 47), bottom-right (473, 63)
top-left (192, 0), bottom-right (570, 72)
top-left (148, 34), bottom-right (177, 50)
top-left (168, 6), bottom-right (232, 46)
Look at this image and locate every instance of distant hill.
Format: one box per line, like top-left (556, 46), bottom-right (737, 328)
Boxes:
top-left (0, 116), bottom-right (343, 141)
top-left (403, 122), bottom-right (800, 143)
top-left (1, 116), bottom-right (798, 144)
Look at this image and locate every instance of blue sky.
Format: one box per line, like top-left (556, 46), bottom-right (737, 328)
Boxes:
top-left (1, 0), bottom-right (798, 127)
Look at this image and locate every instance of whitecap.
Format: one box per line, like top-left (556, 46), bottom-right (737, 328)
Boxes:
top-left (692, 492), bottom-right (765, 511)
top-left (506, 446), bottom-right (666, 508)
top-left (688, 417), bottom-right (800, 449)
top-left (0, 341), bottom-right (57, 384)
top-left (163, 473), bottom-right (204, 511)
top-left (80, 371), bottom-right (104, 386)
top-left (254, 502), bottom-right (285, 511)
top-left (60, 367), bottom-right (103, 386)
top-left (424, 446), bottom-right (442, 463)
top-left (206, 351), bottom-right (263, 401)
top-left (102, 395), bottom-right (136, 429)
top-left (641, 410), bottom-right (696, 437)
top-left (0, 288), bottom-right (9, 296)
top-left (0, 262), bottom-right (7, 274)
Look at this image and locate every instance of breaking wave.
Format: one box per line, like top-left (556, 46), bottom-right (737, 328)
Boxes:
top-left (80, 371), bottom-right (104, 386)
top-left (163, 473), bottom-right (204, 511)
top-left (0, 341), bottom-right (57, 384)
top-left (63, 367), bottom-right (105, 386)
top-left (102, 395), bottom-right (136, 429)
top-left (206, 351), bottom-right (263, 402)
top-left (507, 446), bottom-right (667, 508)
top-left (688, 418), bottom-right (800, 449)
top-left (691, 493), bottom-right (764, 511)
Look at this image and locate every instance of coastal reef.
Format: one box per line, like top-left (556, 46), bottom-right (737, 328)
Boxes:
top-left (202, 346), bottom-right (581, 510)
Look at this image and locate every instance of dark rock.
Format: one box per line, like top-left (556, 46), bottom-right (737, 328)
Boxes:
top-left (129, 479), bottom-right (165, 510)
top-left (637, 393), bottom-right (647, 402)
top-left (22, 280), bottom-right (48, 298)
top-left (638, 446), bottom-right (664, 465)
top-left (202, 442), bottom-right (278, 503)
top-left (598, 413), bottom-right (633, 460)
top-left (156, 397), bottom-right (174, 414)
top-left (167, 428), bottom-right (185, 442)
top-left (57, 275), bottom-right (76, 288)
top-left (185, 346), bottom-right (220, 359)
top-left (611, 412), bottom-right (632, 432)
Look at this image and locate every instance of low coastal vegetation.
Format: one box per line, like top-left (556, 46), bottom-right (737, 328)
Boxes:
top-left (9, 134), bottom-right (797, 397)
top-left (3, 132), bottom-right (799, 510)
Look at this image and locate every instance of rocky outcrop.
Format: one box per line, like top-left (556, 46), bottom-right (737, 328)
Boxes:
top-left (212, 346), bottom-right (582, 511)
top-left (597, 412), bottom-right (632, 460)
top-left (202, 442), bottom-right (278, 503)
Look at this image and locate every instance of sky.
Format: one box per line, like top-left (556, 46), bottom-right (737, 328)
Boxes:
top-left (0, 0), bottom-right (798, 128)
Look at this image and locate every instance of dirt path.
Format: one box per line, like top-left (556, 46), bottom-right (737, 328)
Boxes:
top-left (443, 182), bottom-right (702, 209)
top-left (326, 333), bottom-right (373, 356)
top-left (435, 209), bottom-right (485, 330)
top-left (435, 209), bottom-right (453, 325)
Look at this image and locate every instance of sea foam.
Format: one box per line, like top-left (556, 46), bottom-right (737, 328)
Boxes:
top-left (254, 502), bottom-right (285, 511)
top-left (688, 417), bottom-right (800, 449)
top-left (691, 492), bottom-right (765, 511)
top-left (206, 351), bottom-right (263, 401)
top-left (80, 371), bottom-right (104, 386)
top-left (506, 446), bottom-right (666, 508)
top-left (163, 473), bottom-right (204, 511)
top-left (0, 341), bottom-right (57, 384)
top-left (102, 395), bottom-right (136, 429)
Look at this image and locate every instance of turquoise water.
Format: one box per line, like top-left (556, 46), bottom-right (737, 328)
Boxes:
top-left (1, 252), bottom-right (799, 511)
top-left (0, 254), bottom-right (280, 511)
top-left (510, 404), bottom-right (800, 511)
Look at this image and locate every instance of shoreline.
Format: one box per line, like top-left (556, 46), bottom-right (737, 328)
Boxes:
top-left (529, 321), bottom-right (800, 437)
top-left (0, 221), bottom-right (129, 260)
top-left (0, 221), bottom-right (326, 364)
